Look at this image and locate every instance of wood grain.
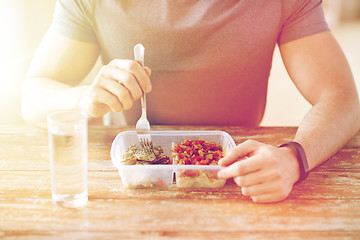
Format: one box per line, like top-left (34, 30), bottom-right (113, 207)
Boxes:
top-left (0, 125), bottom-right (359, 239)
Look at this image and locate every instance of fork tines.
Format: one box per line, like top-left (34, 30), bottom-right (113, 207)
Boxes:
top-left (140, 138), bottom-right (155, 155)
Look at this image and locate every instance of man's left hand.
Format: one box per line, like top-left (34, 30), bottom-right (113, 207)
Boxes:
top-left (217, 139), bottom-right (300, 203)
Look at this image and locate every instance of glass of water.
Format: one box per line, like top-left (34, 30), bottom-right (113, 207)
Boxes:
top-left (47, 110), bottom-right (88, 208)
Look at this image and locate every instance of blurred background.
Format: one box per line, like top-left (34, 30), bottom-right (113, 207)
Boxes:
top-left (0, 0), bottom-right (359, 126)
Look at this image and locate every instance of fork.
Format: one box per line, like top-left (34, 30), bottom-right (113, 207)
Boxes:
top-left (134, 43), bottom-right (153, 154)
top-left (140, 139), bottom-right (156, 161)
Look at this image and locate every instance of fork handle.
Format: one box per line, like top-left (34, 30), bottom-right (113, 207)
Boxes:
top-left (134, 44), bottom-right (147, 117)
top-left (141, 94), bottom-right (147, 118)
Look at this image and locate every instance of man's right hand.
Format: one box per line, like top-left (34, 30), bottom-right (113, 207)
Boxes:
top-left (80, 59), bottom-right (152, 118)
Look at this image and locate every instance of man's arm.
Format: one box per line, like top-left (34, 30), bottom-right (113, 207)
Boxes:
top-left (22, 30), bottom-right (152, 127)
top-left (279, 31), bottom-right (360, 169)
top-left (218, 31), bottom-right (360, 203)
top-left (21, 29), bottom-right (100, 126)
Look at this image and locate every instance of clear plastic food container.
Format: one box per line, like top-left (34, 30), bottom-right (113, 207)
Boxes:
top-left (111, 130), bottom-right (236, 188)
top-left (173, 165), bottom-right (227, 188)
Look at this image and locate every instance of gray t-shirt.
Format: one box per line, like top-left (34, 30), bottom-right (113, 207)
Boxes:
top-left (51, 0), bottom-right (329, 126)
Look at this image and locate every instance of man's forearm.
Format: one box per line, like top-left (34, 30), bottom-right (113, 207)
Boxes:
top-left (21, 77), bottom-right (89, 127)
top-left (293, 94), bottom-right (360, 170)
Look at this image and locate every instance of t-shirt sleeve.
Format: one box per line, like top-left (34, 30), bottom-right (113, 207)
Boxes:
top-left (50, 0), bottom-right (97, 43)
top-left (277, 0), bottom-right (330, 45)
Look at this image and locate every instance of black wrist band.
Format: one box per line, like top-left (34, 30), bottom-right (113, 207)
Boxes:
top-left (279, 141), bottom-right (309, 184)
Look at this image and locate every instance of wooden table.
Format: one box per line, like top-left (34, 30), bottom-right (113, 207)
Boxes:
top-left (0, 125), bottom-right (359, 239)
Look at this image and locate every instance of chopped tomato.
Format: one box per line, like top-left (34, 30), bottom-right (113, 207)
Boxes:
top-left (172, 139), bottom-right (223, 165)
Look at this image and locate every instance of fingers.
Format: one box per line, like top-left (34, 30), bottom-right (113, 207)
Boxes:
top-left (102, 79), bottom-right (133, 110)
top-left (242, 180), bottom-right (289, 203)
top-left (218, 139), bottom-right (259, 167)
top-left (86, 89), bottom-right (119, 117)
top-left (144, 66), bottom-right (152, 77)
top-left (217, 140), bottom-right (264, 179)
top-left (98, 65), bottom-right (142, 107)
top-left (251, 193), bottom-right (287, 203)
top-left (233, 168), bottom-right (280, 187)
top-left (239, 179), bottom-right (282, 197)
top-left (84, 59), bottom-right (152, 118)
top-left (109, 59), bottom-right (152, 93)
top-left (217, 154), bottom-right (264, 180)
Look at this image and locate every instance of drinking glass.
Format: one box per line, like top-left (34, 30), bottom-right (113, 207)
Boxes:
top-left (47, 110), bottom-right (88, 208)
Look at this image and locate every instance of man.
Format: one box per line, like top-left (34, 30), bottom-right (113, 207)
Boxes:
top-left (21, 0), bottom-right (360, 203)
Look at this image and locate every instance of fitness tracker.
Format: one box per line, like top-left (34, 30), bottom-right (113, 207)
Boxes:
top-left (279, 141), bottom-right (309, 184)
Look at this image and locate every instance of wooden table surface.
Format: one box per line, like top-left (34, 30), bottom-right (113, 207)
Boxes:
top-left (0, 125), bottom-right (359, 240)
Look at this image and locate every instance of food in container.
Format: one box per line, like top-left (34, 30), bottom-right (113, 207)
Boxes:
top-left (122, 144), bottom-right (171, 165)
top-left (174, 167), bottom-right (226, 188)
top-left (172, 139), bottom-right (224, 165)
top-left (111, 131), bottom-right (236, 188)
top-left (116, 144), bottom-right (171, 188)
top-left (172, 139), bottom-right (228, 188)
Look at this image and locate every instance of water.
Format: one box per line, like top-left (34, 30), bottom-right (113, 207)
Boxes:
top-left (49, 132), bottom-right (88, 208)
